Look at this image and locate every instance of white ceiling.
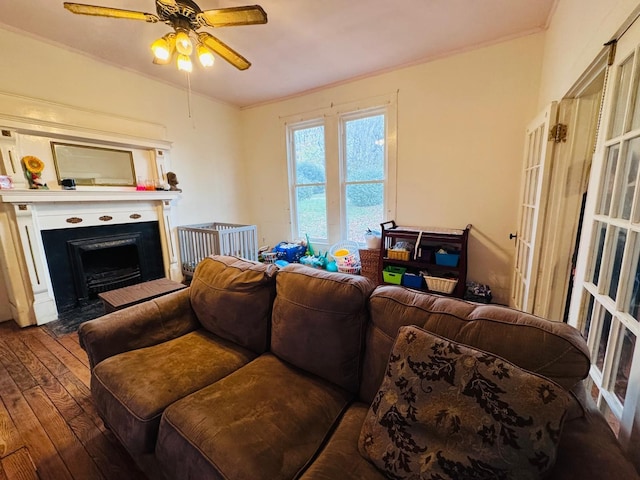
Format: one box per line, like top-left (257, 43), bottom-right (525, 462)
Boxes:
top-left (0, 0), bottom-right (556, 108)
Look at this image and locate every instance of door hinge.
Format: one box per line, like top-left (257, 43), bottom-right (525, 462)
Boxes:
top-left (549, 123), bottom-right (567, 143)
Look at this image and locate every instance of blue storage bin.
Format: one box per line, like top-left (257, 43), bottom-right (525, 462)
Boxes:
top-left (402, 272), bottom-right (423, 289)
top-left (435, 253), bottom-right (460, 267)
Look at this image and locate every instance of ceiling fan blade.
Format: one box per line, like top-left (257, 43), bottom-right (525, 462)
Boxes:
top-left (198, 5), bottom-right (267, 28)
top-left (63, 3), bottom-right (159, 22)
top-left (198, 32), bottom-right (251, 70)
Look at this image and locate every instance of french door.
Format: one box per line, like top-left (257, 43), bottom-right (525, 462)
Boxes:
top-left (568, 20), bottom-right (640, 462)
top-left (511, 103), bottom-right (557, 312)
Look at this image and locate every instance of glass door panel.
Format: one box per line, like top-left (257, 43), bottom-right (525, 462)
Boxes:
top-left (598, 146), bottom-right (620, 215)
top-left (615, 138), bottom-right (640, 220)
top-left (596, 310), bottom-right (613, 372)
top-left (590, 221), bottom-right (607, 285)
top-left (606, 227), bottom-right (627, 300)
top-left (614, 327), bottom-right (636, 403)
top-left (624, 232), bottom-right (640, 320)
top-left (610, 57), bottom-right (633, 138)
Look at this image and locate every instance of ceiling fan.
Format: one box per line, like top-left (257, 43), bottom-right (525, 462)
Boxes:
top-left (63, 0), bottom-right (267, 72)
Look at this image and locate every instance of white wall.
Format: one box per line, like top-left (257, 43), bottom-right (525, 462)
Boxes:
top-left (0, 26), bottom-right (247, 321)
top-left (241, 34), bottom-right (545, 304)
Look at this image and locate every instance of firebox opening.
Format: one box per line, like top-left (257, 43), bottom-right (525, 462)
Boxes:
top-left (75, 237), bottom-right (143, 301)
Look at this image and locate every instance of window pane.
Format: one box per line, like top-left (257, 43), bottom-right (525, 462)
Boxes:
top-left (602, 401), bottom-right (621, 437)
top-left (345, 183), bottom-right (384, 243)
top-left (610, 57), bottom-right (633, 138)
top-left (607, 228), bottom-right (627, 300)
top-left (614, 327), bottom-right (636, 404)
top-left (596, 310), bottom-right (613, 372)
top-left (293, 126), bottom-right (325, 184)
top-left (597, 146), bottom-right (619, 215)
top-left (590, 221), bottom-right (607, 285)
top-left (296, 187), bottom-right (327, 240)
top-left (345, 115), bottom-right (385, 182)
top-left (615, 137), bottom-right (640, 220)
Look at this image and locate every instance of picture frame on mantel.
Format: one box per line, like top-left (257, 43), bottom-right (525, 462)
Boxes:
top-left (51, 142), bottom-right (136, 187)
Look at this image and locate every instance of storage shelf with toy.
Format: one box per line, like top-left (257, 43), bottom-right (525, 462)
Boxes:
top-left (378, 220), bottom-right (471, 298)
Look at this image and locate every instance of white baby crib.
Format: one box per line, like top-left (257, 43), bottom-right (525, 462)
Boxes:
top-left (177, 222), bottom-right (258, 280)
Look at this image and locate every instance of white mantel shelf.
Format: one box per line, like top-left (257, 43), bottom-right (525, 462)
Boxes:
top-left (0, 189), bottom-right (181, 204)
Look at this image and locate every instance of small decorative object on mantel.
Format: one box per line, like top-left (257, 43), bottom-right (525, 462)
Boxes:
top-left (167, 171), bottom-right (182, 192)
top-left (0, 175), bottom-right (14, 190)
top-left (22, 156), bottom-right (48, 189)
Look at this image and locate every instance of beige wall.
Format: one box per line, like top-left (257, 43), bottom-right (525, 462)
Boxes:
top-left (0, 27), bottom-right (247, 225)
top-left (241, 34), bottom-right (545, 304)
top-left (0, 26), bottom-right (246, 321)
top-left (538, 0), bottom-right (640, 107)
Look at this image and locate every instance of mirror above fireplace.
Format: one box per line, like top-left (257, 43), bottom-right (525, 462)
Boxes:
top-left (51, 142), bottom-right (136, 186)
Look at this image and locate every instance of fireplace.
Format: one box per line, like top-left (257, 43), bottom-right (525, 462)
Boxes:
top-left (42, 221), bottom-right (165, 312)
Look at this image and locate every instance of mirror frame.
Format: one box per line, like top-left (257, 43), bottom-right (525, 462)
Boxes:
top-left (51, 142), bottom-right (136, 187)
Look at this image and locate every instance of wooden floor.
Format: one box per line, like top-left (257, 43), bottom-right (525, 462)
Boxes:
top-left (0, 320), bottom-right (148, 480)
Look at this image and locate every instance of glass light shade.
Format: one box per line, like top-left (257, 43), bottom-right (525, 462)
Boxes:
top-left (151, 37), bottom-right (172, 62)
top-left (177, 54), bottom-right (193, 72)
top-left (197, 44), bottom-right (215, 68)
top-left (175, 30), bottom-right (193, 55)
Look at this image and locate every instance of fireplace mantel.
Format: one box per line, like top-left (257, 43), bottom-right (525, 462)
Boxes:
top-left (0, 189), bottom-right (181, 204)
top-left (0, 188), bottom-right (181, 327)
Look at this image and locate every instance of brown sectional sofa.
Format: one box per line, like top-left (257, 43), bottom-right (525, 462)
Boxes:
top-left (78, 255), bottom-right (639, 480)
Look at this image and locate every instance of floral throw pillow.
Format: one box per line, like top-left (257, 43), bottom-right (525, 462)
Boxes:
top-left (358, 325), bottom-right (571, 480)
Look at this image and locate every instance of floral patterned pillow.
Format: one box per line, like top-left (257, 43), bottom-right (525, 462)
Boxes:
top-left (358, 325), bottom-right (571, 480)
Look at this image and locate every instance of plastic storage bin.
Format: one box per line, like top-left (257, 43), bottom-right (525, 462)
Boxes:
top-left (402, 272), bottom-right (423, 289)
top-left (435, 253), bottom-right (460, 267)
top-left (383, 266), bottom-right (406, 284)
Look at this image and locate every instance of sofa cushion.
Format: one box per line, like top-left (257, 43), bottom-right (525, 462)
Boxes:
top-left (360, 286), bottom-right (590, 403)
top-left (190, 255), bottom-right (277, 354)
top-left (91, 329), bottom-right (257, 454)
top-left (156, 353), bottom-right (352, 480)
top-left (359, 325), bottom-right (571, 480)
top-left (270, 264), bottom-right (375, 393)
top-left (298, 403), bottom-right (386, 480)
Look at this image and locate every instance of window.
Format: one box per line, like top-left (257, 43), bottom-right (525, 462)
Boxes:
top-left (286, 98), bottom-right (397, 248)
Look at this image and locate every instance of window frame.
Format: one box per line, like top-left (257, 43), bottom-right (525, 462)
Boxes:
top-left (284, 94), bottom-right (397, 249)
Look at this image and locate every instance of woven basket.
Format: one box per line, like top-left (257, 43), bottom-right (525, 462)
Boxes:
top-left (423, 275), bottom-right (458, 294)
top-left (359, 248), bottom-right (381, 284)
top-left (388, 249), bottom-right (410, 261)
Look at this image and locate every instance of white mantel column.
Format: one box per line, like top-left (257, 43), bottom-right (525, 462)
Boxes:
top-left (13, 203), bottom-right (58, 325)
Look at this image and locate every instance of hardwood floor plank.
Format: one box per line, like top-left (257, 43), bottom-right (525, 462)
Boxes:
top-left (0, 363), bottom-right (73, 480)
top-left (68, 413), bottom-right (146, 480)
top-left (23, 387), bottom-right (105, 480)
top-left (57, 372), bottom-right (107, 434)
top-left (26, 328), bottom-right (90, 387)
top-left (3, 335), bottom-right (84, 422)
top-left (0, 399), bottom-right (23, 459)
top-left (0, 447), bottom-right (37, 480)
top-left (20, 332), bottom-right (67, 378)
top-left (0, 343), bottom-right (37, 392)
top-left (56, 335), bottom-right (90, 368)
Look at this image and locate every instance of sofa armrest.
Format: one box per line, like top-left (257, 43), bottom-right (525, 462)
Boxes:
top-left (551, 381), bottom-right (639, 479)
top-left (79, 288), bottom-right (200, 369)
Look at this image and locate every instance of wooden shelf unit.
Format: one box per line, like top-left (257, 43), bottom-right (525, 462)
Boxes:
top-left (378, 221), bottom-right (471, 298)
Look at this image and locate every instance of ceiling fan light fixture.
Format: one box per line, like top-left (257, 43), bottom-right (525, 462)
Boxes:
top-left (177, 53), bottom-right (193, 72)
top-left (175, 29), bottom-right (193, 56)
top-left (197, 43), bottom-right (215, 68)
